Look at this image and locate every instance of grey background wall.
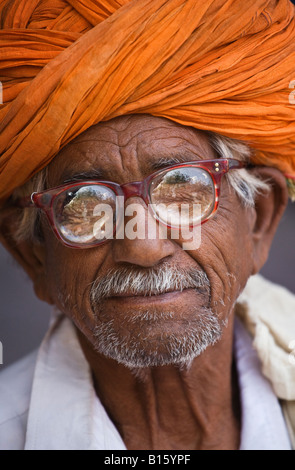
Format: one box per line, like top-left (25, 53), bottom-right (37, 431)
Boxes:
top-left (0, 202), bottom-right (294, 370)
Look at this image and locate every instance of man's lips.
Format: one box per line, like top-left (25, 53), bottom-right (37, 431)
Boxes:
top-left (110, 289), bottom-right (182, 298)
top-left (105, 288), bottom-right (200, 304)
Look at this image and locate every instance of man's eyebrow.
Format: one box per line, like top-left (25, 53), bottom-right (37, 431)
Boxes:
top-left (61, 153), bottom-right (205, 183)
top-left (62, 169), bottom-right (105, 183)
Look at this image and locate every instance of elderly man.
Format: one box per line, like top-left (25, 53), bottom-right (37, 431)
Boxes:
top-left (0, 0), bottom-right (295, 451)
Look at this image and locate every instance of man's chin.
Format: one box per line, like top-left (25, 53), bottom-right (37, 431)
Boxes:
top-left (92, 308), bottom-right (223, 370)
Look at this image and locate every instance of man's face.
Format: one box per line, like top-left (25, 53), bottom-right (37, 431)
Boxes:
top-left (42, 115), bottom-right (254, 368)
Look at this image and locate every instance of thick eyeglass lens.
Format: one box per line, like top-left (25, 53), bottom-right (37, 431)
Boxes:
top-left (53, 185), bottom-right (117, 245)
top-left (149, 167), bottom-right (215, 226)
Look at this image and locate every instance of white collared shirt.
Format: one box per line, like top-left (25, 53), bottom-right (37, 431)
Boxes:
top-left (0, 313), bottom-right (291, 450)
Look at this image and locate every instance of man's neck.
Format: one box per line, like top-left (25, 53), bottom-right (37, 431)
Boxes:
top-left (77, 318), bottom-right (240, 450)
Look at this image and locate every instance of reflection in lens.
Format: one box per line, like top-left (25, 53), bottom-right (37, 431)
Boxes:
top-left (150, 167), bottom-right (215, 226)
top-left (54, 185), bottom-right (116, 244)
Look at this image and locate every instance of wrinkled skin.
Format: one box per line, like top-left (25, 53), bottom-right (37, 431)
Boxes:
top-left (0, 115), bottom-right (288, 450)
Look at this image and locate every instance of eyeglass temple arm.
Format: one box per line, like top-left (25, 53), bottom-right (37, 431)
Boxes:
top-left (228, 159), bottom-right (247, 170)
top-left (14, 194), bottom-right (36, 208)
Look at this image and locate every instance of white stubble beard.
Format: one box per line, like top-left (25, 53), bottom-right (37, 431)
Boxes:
top-left (90, 265), bottom-right (224, 370)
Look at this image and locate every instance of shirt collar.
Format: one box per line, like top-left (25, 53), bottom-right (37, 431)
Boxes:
top-left (24, 313), bottom-right (126, 450)
top-left (235, 318), bottom-right (291, 450)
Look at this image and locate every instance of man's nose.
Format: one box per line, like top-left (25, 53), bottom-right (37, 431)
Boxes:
top-left (111, 198), bottom-right (177, 268)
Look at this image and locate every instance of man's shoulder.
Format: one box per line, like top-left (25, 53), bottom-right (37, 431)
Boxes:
top-left (238, 274), bottom-right (295, 321)
top-left (242, 274), bottom-right (295, 302)
top-left (237, 274), bottom-right (295, 399)
top-left (238, 275), bottom-right (295, 449)
top-left (0, 350), bottom-right (38, 419)
top-left (238, 274), bottom-right (295, 333)
top-left (0, 351), bottom-right (38, 450)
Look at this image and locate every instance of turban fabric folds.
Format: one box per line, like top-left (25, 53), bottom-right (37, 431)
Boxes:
top-left (0, 0), bottom-right (295, 201)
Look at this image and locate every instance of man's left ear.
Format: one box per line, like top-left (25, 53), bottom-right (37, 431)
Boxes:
top-left (249, 167), bottom-right (289, 275)
top-left (0, 205), bottom-right (54, 305)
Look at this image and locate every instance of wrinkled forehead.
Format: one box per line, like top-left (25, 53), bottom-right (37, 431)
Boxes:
top-left (48, 115), bottom-right (216, 186)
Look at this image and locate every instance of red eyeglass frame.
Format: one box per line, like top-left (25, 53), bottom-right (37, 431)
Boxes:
top-left (17, 158), bottom-right (246, 249)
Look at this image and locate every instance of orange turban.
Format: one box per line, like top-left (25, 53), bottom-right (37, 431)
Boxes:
top-left (0, 0), bottom-right (295, 202)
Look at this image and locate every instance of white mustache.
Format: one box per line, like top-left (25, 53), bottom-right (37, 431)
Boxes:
top-left (90, 264), bottom-right (210, 304)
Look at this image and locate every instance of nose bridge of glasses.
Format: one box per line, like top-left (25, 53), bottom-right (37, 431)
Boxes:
top-left (121, 181), bottom-right (147, 203)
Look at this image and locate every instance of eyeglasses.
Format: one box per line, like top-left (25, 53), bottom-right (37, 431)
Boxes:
top-left (17, 159), bottom-right (246, 249)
